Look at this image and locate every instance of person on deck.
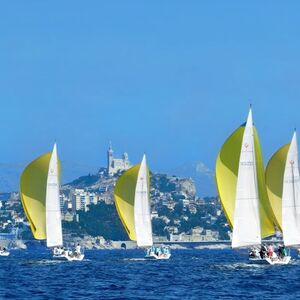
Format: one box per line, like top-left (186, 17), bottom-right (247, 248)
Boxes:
top-left (280, 245), bottom-right (287, 257)
top-left (75, 243), bottom-right (81, 255)
top-left (259, 245), bottom-right (266, 258)
top-left (283, 246), bottom-right (287, 257)
top-left (278, 245), bottom-right (284, 258)
top-left (267, 245), bottom-right (274, 258)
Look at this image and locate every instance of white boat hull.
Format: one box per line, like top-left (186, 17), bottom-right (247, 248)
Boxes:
top-left (53, 251), bottom-right (84, 261)
top-left (264, 256), bottom-right (291, 265)
top-left (249, 256), bottom-right (291, 265)
top-left (0, 251), bottom-right (10, 257)
top-left (145, 253), bottom-right (171, 260)
top-left (249, 257), bottom-right (263, 262)
top-left (65, 253), bottom-right (85, 261)
top-left (53, 254), bottom-right (67, 260)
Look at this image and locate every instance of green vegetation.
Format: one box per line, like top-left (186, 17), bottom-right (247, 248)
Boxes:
top-left (63, 198), bottom-right (230, 240)
top-left (151, 174), bottom-right (177, 193)
top-left (64, 203), bottom-right (127, 240)
top-left (152, 218), bottom-right (168, 236)
top-left (155, 201), bottom-right (230, 240)
top-left (67, 174), bottom-right (100, 188)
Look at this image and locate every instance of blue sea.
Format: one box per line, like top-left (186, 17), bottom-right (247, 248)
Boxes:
top-left (1, 247), bottom-right (300, 299)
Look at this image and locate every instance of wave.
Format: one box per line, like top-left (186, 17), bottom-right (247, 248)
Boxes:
top-left (194, 244), bottom-right (231, 250)
top-left (123, 258), bottom-right (148, 261)
top-left (21, 259), bottom-right (68, 266)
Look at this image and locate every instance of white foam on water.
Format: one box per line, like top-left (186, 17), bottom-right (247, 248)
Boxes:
top-left (124, 258), bottom-right (148, 261)
top-left (213, 262), bottom-right (269, 271)
top-left (195, 244), bottom-right (231, 250)
top-left (22, 259), bottom-right (67, 266)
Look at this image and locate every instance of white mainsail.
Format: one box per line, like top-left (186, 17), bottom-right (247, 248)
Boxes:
top-left (232, 108), bottom-right (261, 248)
top-left (46, 143), bottom-right (63, 248)
top-left (282, 131), bottom-right (300, 247)
top-left (134, 154), bottom-right (153, 247)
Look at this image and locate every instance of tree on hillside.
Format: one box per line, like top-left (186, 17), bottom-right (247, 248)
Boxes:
top-left (77, 203), bottom-right (127, 240)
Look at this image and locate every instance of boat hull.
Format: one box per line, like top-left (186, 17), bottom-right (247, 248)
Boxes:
top-left (64, 252), bottom-right (85, 261)
top-left (53, 254), bottom-right (67, 260)
top-left (264, 256), bottom-right (291, 265)
top-left (249, 256), bottom-right (291, 265)
top-left (145, 253), bottom-right (171, 260)
top-left (53, 252), bottom-right (84, 261)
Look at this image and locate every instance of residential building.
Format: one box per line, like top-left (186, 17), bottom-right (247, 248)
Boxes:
top-left (71, 189), bottom-right (98, 212)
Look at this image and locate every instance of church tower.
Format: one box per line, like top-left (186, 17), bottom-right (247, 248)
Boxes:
top-left (107, 142), bottom-right (114, 176)
top-left (106, 142), bottom-right (131, 176)
top-left (122, 152), bottom-right (130, 169)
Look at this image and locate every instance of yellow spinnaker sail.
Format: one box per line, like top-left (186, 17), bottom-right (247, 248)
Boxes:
top-left (216, 123), bottom-right (276, 238)
top-left (265, 143), bottom-right (290, 231)
top-left (20, 152), bottom-right (61, 240)
top-left (114, 163), bottom-right (150, 241)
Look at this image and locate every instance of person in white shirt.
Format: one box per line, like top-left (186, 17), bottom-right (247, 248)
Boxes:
top-left (75, 244), bottom-right (81, 254)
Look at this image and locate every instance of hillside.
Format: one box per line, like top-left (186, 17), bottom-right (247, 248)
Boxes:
top-left (0, 168), bottom-right (230, 244)
top-left (60, 169), bottom-right (230, 241)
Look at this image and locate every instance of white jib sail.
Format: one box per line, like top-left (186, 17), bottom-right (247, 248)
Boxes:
top-left (134, 154), bottom-right (153, 247)
top-left (46, 143), bottom-right (63, 248)
top-left (282, 131), bottom-right (300, 247)
top-left (232, 108), bottom-right (261, 248)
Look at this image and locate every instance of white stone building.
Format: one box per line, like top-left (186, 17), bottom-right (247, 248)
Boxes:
top-left (107, 143), bottom-right (131, 176)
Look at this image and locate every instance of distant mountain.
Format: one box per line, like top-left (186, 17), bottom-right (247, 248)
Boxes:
top-left (167, 161), bottom-right (216, 197)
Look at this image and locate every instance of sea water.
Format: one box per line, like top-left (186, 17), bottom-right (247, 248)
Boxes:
top-left (0, 248), bottom-right (299, 299)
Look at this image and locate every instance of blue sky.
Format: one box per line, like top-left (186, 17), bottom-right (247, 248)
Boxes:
top-left (1, 2), bottom-right (300, 193)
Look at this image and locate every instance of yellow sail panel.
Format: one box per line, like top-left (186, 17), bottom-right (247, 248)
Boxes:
top-left (114, 163), bottom-right (150, 241)
top-left (265, 144), bottom-right (290, 231)
top-left (254, 128), bottom-right (276, 238)
top-left (216, 124), bottom-right (276, 238)
top-left (216, 125), bottom-right (245, 228)
top-left (20, 152), bottom-right (61, 240)
top-left (114, 164), bottom-right (140, 241)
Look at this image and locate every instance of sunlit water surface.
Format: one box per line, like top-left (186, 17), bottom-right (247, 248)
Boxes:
top-left (1, 248), bottom-right (300, 299)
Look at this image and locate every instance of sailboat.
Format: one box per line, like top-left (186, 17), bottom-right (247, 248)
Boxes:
top-left (266, 130), bottom-right (300, 259)
top-left (0, 228), bottom-right (18, 256)
top-left (215, 107), bottom-right (287, 264)
top-left (114, 154), bottom-right (171, 259)
top-left (20, 143), bottom-right (84, 261)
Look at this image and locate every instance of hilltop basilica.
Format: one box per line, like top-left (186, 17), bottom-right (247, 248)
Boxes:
top-left (107, 143), bottom-right (131, 176)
